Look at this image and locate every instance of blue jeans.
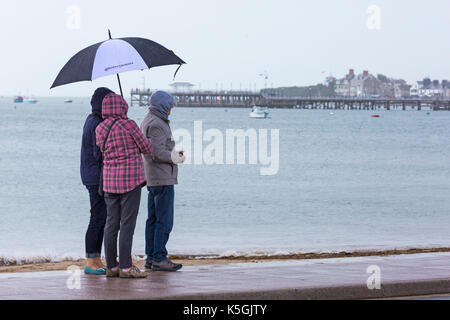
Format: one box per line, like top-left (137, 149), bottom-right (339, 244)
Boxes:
top-left (145, 185), bottom-right (174, 262)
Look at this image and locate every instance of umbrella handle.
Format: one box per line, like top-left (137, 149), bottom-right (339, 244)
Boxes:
top-left (173, 64), bottom-right (183, 81)
top-left (117, 74), bottom-right (124, 97)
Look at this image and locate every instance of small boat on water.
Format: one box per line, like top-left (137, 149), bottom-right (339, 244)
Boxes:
top-left (249, 106), bottom-right (270, 119)
top-left (64, 99), bottom-right (73, 103)
top-left (14, 96), bottom-right (24, 103)
top-left (25, 98), bottom-right (38, 104)
top-left (371, 115), bottom-right (381, 118)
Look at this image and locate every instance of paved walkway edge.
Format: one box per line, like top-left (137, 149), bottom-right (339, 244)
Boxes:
top-left (163, 279), bottom-right (450, 300)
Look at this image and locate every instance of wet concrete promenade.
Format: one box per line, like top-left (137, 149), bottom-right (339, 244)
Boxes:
top-left (1, 253), bottom-right (449, 300)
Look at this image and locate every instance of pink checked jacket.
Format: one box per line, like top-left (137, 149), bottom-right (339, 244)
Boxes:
top-left (96, 93), bottom-right (153, 194)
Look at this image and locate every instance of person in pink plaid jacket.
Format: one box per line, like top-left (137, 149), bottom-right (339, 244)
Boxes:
top-left (95, 93), bottom-right (153, 278)
top-left (96, 93), bottom-right (153, 194)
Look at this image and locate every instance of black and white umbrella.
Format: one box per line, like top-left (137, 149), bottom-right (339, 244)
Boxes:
top-left (51, 30), bottom-right (185, 96)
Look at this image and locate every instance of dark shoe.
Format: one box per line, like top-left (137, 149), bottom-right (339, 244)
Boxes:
top-left (119, 265), bottom-right (148, 279)
top-left (152, 259), bottom-right (183, 272)
top-left (144, 258), bottom-right (153, 271)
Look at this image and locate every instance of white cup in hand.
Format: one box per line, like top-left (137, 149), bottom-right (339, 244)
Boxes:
top-left (171, 149), bottom-right (186, 164)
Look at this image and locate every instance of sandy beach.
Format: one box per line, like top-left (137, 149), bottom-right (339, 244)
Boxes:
top-left (2, 247), bottom-right (449, 274)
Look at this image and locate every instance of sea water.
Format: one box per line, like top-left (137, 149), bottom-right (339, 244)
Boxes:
top-left (0, 97), bottom-right (449, 264)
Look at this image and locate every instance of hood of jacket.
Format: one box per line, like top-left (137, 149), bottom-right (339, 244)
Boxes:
top-left (91, 87), bottom-right (114, 117)
top-left (102, 93), bottom-right (129, 120)
top-left (149, 91), bottom-right (175, 120)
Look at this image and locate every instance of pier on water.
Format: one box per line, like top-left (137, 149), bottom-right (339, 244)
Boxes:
top-left (130, 89), bottom-right (450, 111)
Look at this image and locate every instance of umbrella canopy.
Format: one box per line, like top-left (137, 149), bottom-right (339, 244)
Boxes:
top-left (51, 35), bottom-right (185, 93)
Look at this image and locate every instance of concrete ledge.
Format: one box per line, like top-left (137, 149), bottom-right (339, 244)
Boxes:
top-left (1, 253), bottom-right (449, 300)
top-left (165, 280), bottom-right (450, 300)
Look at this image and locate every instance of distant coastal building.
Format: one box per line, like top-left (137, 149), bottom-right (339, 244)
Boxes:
top-left (335, 69), bottom-right (409, 98)
top-left (410, 78), bottom-right (449, 98)
top-left (335, 69), bottom-right (355, 97)
top-left (394, 83), bottom-right (411, 98)
top-left (443, 80), bottom-right (450, 98)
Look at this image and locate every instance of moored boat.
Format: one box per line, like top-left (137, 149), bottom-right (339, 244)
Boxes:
top-left (14, 96), bottom-right (24, 103)
top-left (25, 98), bottom-right (38, 104)
top-left (249, 106), bottom-right (270, 119)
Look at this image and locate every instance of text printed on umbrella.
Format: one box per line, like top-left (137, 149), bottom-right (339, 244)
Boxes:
top-left (105, 62), bottom-right (134, 72)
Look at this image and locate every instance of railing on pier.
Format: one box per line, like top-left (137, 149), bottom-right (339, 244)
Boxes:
top-left (130, 89), bottom-right (261, 108)
top-left (130, 89), bottom-right (450, 111)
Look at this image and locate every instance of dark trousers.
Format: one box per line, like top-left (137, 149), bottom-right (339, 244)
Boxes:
top-left (145, 185), bottom-right (174, 263)
top-left (85, 185), bottom-right (107, 258)
top-left (104, 187), bottom-right (142, 269)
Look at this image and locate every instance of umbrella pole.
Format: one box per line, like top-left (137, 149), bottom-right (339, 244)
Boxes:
top-left (116, 74), bottom-right (124, 97)
top-left (108, 29), bottom-right (124, 97)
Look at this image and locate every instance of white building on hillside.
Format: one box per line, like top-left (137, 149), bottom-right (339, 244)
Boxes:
top-left (410, 78), bottom-right (446, 98)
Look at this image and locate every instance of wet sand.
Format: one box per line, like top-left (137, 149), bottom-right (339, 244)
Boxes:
top-left (1, 247), bottom-right (449, 273)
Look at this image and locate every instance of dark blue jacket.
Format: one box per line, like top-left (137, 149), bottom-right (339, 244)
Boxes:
top-left (80, 88), bottom-right (113, 186)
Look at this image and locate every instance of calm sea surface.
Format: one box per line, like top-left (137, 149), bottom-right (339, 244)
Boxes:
top-left (1, 97), bottom-right (449, 263)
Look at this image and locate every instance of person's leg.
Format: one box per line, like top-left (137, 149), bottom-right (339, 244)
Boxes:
top-left (151, 185), bottom-right (181, 271)
top-left (85, 185), bottom-right (107, 269)
top-left (94, 194), bottom-right (107, 268)
top-left (118, 187), bottom-right (142, 269)
top-left (103, 193), bottom-right (121, 269)
top-left (153, 185), bottom-right (174, 263)
top-left (145, 187), bottom-right (158, 263)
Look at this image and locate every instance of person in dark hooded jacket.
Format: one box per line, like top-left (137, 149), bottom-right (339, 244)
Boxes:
top-left (80, 87), bottom-right (114, 275)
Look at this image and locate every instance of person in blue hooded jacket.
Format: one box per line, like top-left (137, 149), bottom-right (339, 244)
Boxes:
top-left (80, 87), bottom-right (114, 275)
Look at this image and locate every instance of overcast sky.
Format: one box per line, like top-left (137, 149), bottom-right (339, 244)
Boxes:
top-left (1, 0), bottom-right (449, 97)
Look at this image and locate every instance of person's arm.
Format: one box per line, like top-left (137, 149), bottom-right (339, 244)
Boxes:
top-left (129, 121), bottom-right (153, 155)
top-left (144, 124), bottom-right (174, 164)
top-left (92, 126), bottom-right (103, 165)
top-left (95, 126), bottom-right (104, 152)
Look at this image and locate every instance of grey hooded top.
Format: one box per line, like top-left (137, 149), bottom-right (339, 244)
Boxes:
top-left (140, 91), bottom-right (182, 187)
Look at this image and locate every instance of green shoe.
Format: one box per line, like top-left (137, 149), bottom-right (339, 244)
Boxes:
top-left (84, 266), bottom-right (106, 275)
